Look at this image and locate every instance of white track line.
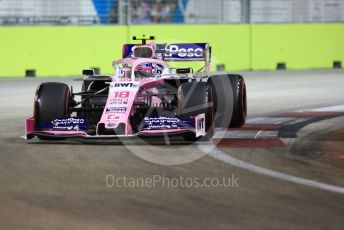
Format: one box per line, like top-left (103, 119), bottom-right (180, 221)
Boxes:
top-left (247, 117), bottom-right (309, 125)
top-left (248, 117), bottom-right (296, 124)
top-left (203, 105), bottom-right (344, 194)
top-left (199, 145), bottom-right (344, 194)
top-left (213, 130), bottom-right (279, 139)
top-left (307, 105), bottom-right (344, 112)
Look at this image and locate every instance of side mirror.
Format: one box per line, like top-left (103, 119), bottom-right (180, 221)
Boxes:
top-left (82, 69), bottom-right (95, 76)
top-left (176, 68), bottom-right (193, 74)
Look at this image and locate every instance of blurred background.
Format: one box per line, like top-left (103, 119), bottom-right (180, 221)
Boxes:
top-left (0, 0), bottom-right (343, 76)
top-left (1, 0), bottom-right (344, 25)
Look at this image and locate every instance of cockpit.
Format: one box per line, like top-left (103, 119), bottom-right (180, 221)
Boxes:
top-left (134, 62), bottom-right (166, 79)
top-left (113, 60), bottom-right (173, 81)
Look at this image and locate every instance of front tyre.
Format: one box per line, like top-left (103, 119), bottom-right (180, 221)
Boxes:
top-left (34, 82), bottom-right (71, 140)
top-left (208, 74), bottom-right (247, 128)
top-left (178, 82), bottom-right (214, 141)
top-left (229, 75), bottom-right (247, 127)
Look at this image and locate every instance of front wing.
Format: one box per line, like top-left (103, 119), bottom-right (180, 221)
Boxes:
top-left (25, 114), bottom-right (206, 140)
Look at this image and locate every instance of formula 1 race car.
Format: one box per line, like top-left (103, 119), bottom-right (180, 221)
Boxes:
top-left (25, 35), bottom-right (247, 141)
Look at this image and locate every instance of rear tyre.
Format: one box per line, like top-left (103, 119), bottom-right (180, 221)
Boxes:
top-left (34, 82), bottom-right (71, 140)
top-left (178, 82), bottom-right (214, 141)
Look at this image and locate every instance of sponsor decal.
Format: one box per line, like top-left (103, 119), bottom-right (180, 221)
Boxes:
top-left (142, 116), bottom-right (193, 130)
top-left (107, 115), bottom-right (120, 120)
top-left (112, 83), bottom-right (139, 88)
top-left (122, 43), bottom-right (207, 61)
top-left (109, 98), bottom-right (128, 105)
top-left (41, 117), bottom-right (88, 131)
top-left (106, 107), bottom-right (127, 113)
top-left (164, 44), bottom-right (204, 59)
top-left (106, 123), bottom-right (117, 128)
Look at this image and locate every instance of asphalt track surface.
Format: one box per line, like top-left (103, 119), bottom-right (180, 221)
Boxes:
top-left (1, 70), bottom-right (344, 230)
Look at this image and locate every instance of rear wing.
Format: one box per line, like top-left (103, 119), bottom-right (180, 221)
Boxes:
top-left (122, 43), bottom-right (211, 62)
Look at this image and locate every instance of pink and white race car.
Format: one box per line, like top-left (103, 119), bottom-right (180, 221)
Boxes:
top-left (25, 36), bottom-right (247, 142)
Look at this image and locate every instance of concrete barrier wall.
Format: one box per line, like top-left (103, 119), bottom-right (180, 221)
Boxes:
top-left (251, 24), bottom-right (344, 70)
top-left (0, 24), bottom-right (343, 77)
top-left (0, 26), bottom-right (127, 77)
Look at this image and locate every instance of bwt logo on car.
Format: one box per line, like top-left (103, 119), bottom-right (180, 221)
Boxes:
top-left (113, 83), bottom-right (139, 88)
top-left (165, 45), bottom-right (204, 58)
